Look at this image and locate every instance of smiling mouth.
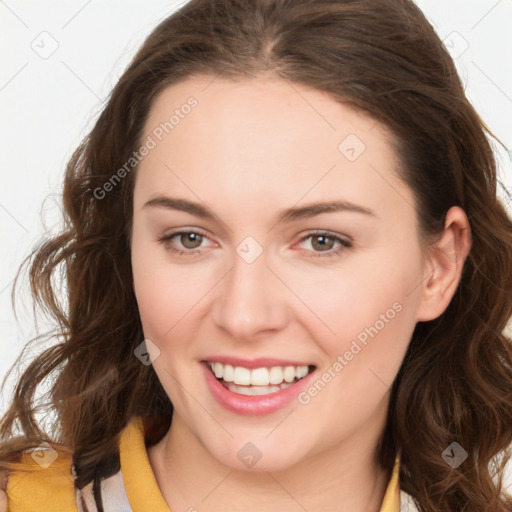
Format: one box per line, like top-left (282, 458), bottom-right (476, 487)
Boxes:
top-left (205, 361), bottom-right (316, 396)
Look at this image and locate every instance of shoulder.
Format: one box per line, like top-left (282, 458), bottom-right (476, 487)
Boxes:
top-left (502, 448), bottom-right (512, 497)
top-left (3, 448), bottom-right (77, 512)
top-left (1, 417), bottom-right (146, 512)
top-left (398, 446), bottom-right (512, 511)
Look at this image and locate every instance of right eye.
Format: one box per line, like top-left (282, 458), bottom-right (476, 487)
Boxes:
top-left (157, 229), bottom-right (214, 256)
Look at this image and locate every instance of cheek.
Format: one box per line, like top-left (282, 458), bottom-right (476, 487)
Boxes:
top-left (133, 267), bottom-right (197, 340)
top-left (131, 231), bottom-right (180, 336)
top-left (286, 244), bottom-right (422, 351)
top-left (131, 234), bottom-right (218, 342)
top-left (291, 251), bottom-right (420, 432)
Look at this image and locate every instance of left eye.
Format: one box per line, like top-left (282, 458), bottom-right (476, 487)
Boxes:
top-left (157, 230), bottom-right (352, 258)
top-left (296, 232), bottom-right (353, 258)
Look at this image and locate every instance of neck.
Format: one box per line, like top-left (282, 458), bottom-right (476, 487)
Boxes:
top-left (147, 414), bottom-right (391, 512)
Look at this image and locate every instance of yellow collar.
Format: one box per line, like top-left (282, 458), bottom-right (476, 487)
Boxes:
top-left (119, 416), bottom-right (401, 512)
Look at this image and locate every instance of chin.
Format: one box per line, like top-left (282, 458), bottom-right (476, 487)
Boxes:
top-left (204, 438), bottom-right (308, 473)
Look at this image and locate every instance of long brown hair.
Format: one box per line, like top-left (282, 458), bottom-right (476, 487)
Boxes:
top-left (2, 0), bottom-right (512, 510)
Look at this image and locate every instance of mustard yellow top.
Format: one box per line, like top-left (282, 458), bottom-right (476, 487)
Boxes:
top-left (3, 416), bottom-right (401, 511)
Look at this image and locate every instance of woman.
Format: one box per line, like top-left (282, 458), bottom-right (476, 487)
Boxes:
top-left (1, 0), bottom-right (512, 511)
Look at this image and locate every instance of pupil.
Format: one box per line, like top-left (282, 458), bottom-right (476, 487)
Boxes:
top-left (183, 233), bottom-right (201, 248)
top-left (314, 235), bottom-right (332, 251)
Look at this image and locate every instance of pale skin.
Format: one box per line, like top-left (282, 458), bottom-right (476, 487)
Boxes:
top-left (130, 75), bottom-right (472, 512)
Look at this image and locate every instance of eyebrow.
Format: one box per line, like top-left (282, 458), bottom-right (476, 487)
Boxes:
top-left (143, 195), bottom-right (377, 224)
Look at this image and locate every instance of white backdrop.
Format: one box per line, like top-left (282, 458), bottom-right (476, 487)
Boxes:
top-left (1, 0), bottom-right (511, 413)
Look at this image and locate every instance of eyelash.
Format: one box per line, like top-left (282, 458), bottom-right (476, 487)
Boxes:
top-left (157, 229), bottom-right (353, 259)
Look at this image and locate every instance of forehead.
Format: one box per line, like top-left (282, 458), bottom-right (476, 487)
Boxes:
top-left (134, 75), bottom-right (414, 226)
top-left (143, 74), bottom-right (392, 158)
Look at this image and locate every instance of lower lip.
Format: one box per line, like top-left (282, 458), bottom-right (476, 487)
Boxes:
top-left (201, 362), bottom-right (316, 416)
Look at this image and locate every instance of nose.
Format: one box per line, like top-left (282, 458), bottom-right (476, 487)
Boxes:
top-left (211, 244), bottom-right (290, 342)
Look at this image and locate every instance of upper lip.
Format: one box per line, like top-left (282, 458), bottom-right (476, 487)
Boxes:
top-left (202, 356), bottom-right (315, 369)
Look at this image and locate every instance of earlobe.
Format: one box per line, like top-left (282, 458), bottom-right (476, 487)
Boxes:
top-left (416, 206), bottom-right (472, 322)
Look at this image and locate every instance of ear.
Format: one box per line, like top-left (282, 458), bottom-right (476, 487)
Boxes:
top-left (416, 206), bottom-right (472, 322)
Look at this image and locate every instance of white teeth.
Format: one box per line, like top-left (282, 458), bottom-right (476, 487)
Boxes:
top-left (251, 367), bottom-right (269, 386)
top-left (213, 362), bottom-right (223, 379)
top-left (207, 361), bottom-right (311, 386)
top-left (233, 366), bottom-right (251, 385)
top-left (224, 381), bottom-right (295, 396)
top-left (283, 366), bottom-right (296, 382)
top-left (223, 364), bottom-right (235, 382)
top-left (269, 366), bottom-right (283, 384)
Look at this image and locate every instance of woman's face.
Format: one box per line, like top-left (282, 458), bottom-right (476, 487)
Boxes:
top-left (131, 75), bottom-right (434, 471)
